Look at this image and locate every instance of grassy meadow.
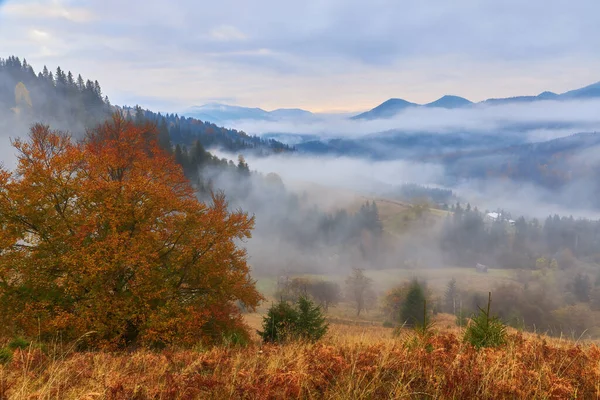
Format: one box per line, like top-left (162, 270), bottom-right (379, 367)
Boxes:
top-left (2, 314), bottom-right (600, 399)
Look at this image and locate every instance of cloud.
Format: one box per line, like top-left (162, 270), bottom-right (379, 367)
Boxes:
top-left (0, 0), bottom-right (599, 112)
top-left (226, 99), bottom-right (600, 143)
top-left (2, 1), bottom-right (94, 23)
top-left (209, 25), bottom-right (247, 41)
top-left (214, 150), bottom-right (444, 193)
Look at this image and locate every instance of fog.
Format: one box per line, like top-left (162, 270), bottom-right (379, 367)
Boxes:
top-left (226, 98), bottom-right (600, 143)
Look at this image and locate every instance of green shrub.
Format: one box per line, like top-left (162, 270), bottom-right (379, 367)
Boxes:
top-left (8, 336), bottom-right (30, 350)
top-left (382, 320), bottom-right (394, 328)
top-left (464, 292), bottom-right (507, 349)
top-left (258, 300), bottom-right (298, 343)
top-left (222, 328), bottom-right (250, 348)
top-left (258, 296), bottom-right (328, 343)
top-left (0, 347), bottom-right (12, 365)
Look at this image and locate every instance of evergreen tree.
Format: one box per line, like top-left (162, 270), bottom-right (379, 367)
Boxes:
top-left (77, 74), bottom-right (85, 91)
top-left (237, 155), bottom-right (250, 176)
top-left (295, 296), bottom-right (329, 341)
top-left (400, 280), bottom-right (429, 327)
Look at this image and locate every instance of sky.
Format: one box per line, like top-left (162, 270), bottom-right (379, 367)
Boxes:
top-left (0, 0), bottom-right (599, 113)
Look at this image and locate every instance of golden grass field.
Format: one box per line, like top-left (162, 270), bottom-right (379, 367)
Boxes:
top-left (2, 312), bottom-right (600, 399)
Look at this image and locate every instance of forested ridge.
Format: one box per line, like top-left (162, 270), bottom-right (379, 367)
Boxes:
top-left (0, 55), bottom-right (292, 154)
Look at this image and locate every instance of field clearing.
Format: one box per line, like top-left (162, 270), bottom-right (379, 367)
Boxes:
top-left (255, 266), bottom-right (518, 299)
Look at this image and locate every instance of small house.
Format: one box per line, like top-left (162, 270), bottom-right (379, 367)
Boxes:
top-left (475, 263), bottom-right (488, 273)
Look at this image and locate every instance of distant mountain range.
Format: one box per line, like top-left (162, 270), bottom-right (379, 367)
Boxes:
top-left (183, 81), bottom-right (600, 124)
top-left (353, 81), bottom-right (600, 120)
top-left (184, 103), bottom-right (314, 124)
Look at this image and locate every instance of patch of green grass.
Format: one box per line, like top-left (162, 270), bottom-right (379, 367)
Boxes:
top-left (0, 347), bottom-right (12, 365)
top-left (8, 336), bottom-right (30, 350)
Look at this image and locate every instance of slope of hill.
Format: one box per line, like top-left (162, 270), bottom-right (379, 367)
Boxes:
top-left (561, 81), bottom-right (600, 99)
top-left (125, 105), bottom-right (294, 154)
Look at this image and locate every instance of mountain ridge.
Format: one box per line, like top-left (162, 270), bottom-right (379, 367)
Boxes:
top-left (353, 81), bottom-right (600, 120)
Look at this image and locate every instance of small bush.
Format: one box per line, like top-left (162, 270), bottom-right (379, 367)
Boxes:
top-left (464, 292), bottom-right (507, 349)
top-left (258, 296), bottom-right (328, 343)
top-left (0, 347), bottom-right (12, 365)
top-left (8, 336), bottom-right (30, 350)
top-left (382, 320), bottom-right (394, 328)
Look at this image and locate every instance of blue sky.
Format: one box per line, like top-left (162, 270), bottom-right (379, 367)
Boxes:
top-left (0, 0), bottom-right (599, 113)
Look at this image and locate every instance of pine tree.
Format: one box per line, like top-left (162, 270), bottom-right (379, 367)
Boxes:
top-left (67, 71), bottom-right (75, 87)
top-left (295, 296), bottom-right (329, 341)
top-left (401, 280), bottom-right (429, 327)
top-left (258, 301), bottom-right (298, 343)
top-left (464, 292), bottom-right (507, 349)
top-left (77, 74), bottom-right (85, 91)
top-left (237, 155), bottom-right (250, 176)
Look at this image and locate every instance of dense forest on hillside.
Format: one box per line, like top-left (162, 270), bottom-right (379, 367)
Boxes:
top-left (123, 106), bottom-right (294, 154)
top-left (0, 56), bottom-right (291, 154)
top-left (0, 55), bottom-right (111, 133)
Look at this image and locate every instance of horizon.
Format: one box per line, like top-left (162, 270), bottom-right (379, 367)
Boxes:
top-left (1, 0), bottom-right (600, 113)
top-left (186, 81), bottom-right (600, 115)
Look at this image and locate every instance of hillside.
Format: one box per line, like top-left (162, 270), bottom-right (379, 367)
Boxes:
top-left (0, 56), bottom-right (292, 154)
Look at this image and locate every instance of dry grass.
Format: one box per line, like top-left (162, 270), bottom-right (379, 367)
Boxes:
top-left (2, 315), bottom-right (600, 399)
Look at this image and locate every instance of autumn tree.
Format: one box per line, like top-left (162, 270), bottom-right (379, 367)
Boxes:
top-left (307, 280), bottom-right (341, 312)
top-left (0, 114), bottom-right (262, 349)
top-left (345, 268), bottom-right (373, 316)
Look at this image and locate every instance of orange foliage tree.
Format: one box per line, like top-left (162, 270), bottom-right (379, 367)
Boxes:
top-left (0, 114), bottom-right (262, 349)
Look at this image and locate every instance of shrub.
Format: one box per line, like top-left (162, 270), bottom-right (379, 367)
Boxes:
top-left (464, 292), bottom-right (507, 349)
top-left (0, 348), bottom-right (12, 365)
top-left (258, 296), bottom-right (329, 343)
top-left (8, 336), bottom-right (30, 350)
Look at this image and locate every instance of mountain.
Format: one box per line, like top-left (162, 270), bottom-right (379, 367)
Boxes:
top-left (351, 98), bottom-right (417, 120)
top-left (269, 108), bottom-right (314, 119)
top-left (482, 91), bottom-right (559, 106)
top-left (184, 103), bottom-right (313, 123)
top-left (184, 103), bottom-right (270, 123)
top-left (425, 95), bottom-right (473, 109)
top-left (353, 81), bottom-right (599, 120)
top-left (561, 82), bottom-right (600, 99)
